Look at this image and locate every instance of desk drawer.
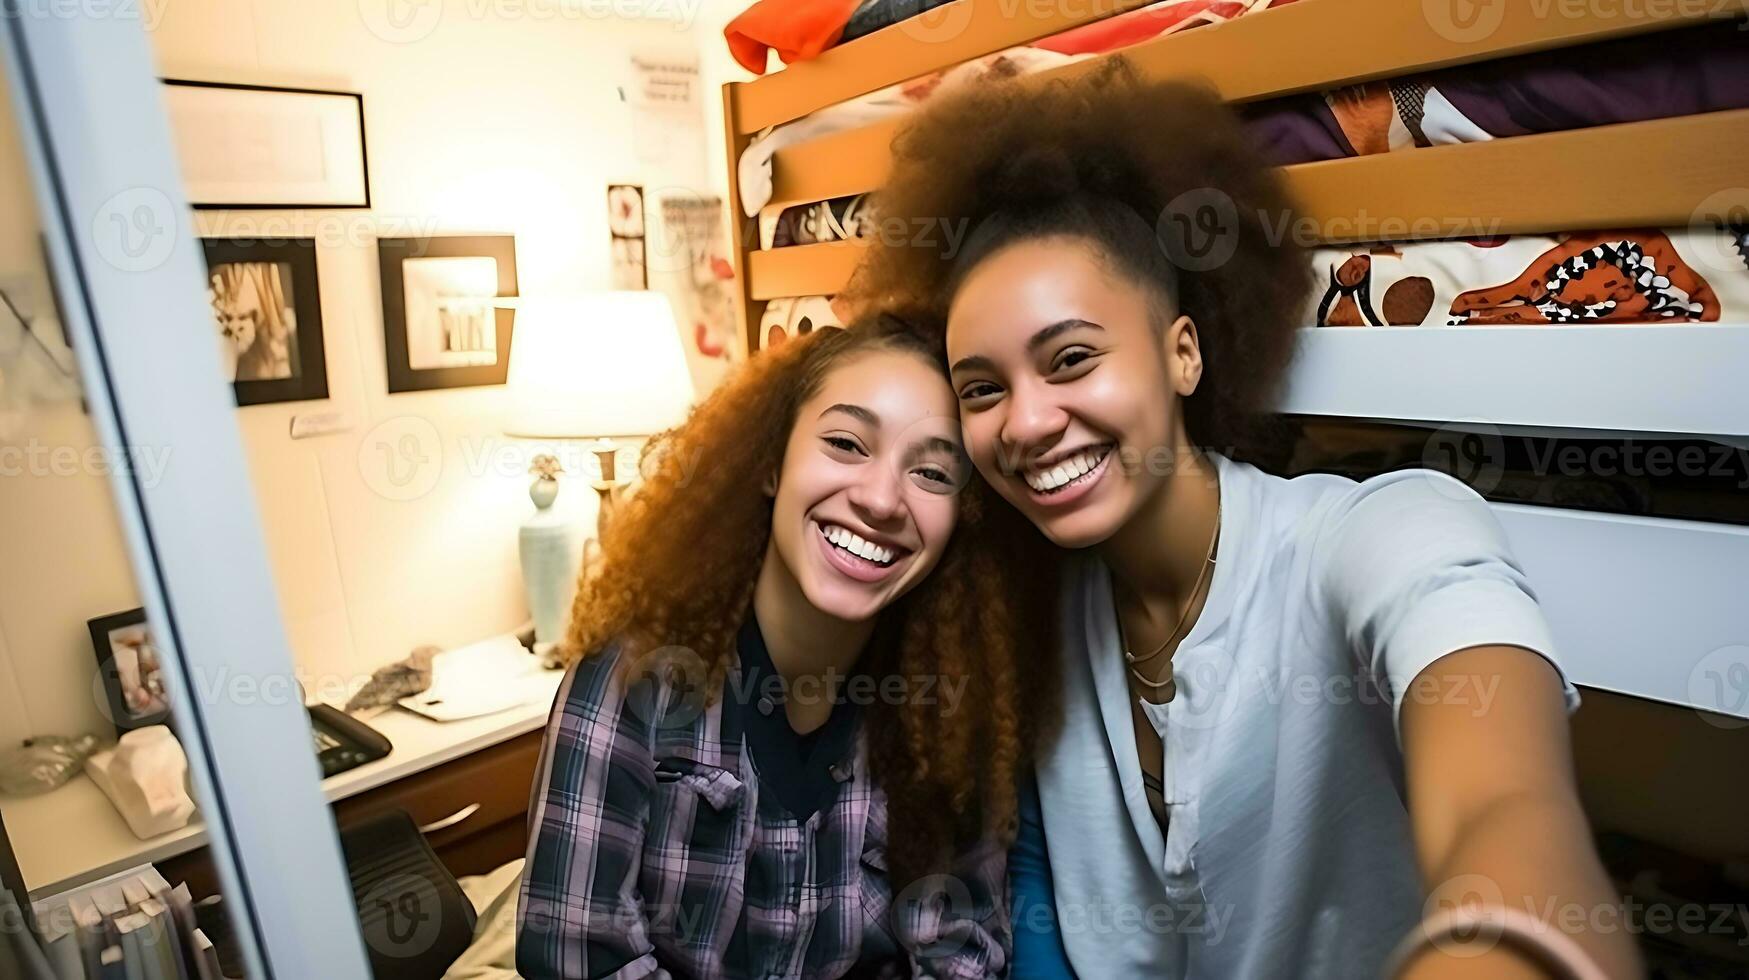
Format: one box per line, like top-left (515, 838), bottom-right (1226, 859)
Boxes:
top-left (158, 728), bottom-right (545, 895)
top-left (335, 729), bottom-right (543, 876)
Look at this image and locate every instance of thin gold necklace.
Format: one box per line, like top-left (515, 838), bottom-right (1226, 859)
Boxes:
top-left (1118, 500), bottom-right (1220, 692)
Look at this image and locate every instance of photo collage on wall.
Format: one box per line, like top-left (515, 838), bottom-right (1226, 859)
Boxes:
top-left (170, 79), bottom-right (521, 405)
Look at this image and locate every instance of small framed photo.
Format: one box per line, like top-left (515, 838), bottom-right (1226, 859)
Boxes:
top-left (162, 79), bottom-right (370, 209)
top-left (88, 608), bottom-right (171, 734)
top-left (379, 235), bottom-right (518, 392)
top-left (202, 237), bottom-right (329, 406)
top-left (607, 183), bottom-right (647, 290)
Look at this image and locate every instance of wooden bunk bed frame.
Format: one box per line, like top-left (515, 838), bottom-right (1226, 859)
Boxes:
top-left (716, 0), bottom-right (1749, 720)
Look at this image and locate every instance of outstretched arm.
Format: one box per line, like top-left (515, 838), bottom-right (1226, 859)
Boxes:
top-left (1311, 470), bottom-right (1640, 978)
top-left (1396, 644), bottom-right (1640, 979)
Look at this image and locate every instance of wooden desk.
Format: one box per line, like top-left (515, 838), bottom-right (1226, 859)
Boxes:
top-left (4, 668), bottom-right (563, 901)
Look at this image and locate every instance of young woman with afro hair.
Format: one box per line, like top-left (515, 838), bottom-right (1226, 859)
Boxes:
top-left (517, 315), bottom-right (1059, 979)
top-left (844, 57), bottom-right (1638, 980)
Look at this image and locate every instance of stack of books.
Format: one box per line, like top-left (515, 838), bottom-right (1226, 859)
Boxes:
top-left (6, 864), bottom-right (229, 980)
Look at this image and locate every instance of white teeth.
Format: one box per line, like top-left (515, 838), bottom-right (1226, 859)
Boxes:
top-left (822, 523), bottom-right (896, 565)
top-left (1024, 447), bottom-right (1110, 493)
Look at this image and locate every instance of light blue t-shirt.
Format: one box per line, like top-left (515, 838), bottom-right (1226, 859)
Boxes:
top-left (1019, 452), bottom-right (1579, 979)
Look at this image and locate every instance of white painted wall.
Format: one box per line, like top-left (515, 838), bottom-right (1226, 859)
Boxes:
top-left (0, 0), bottom-right (731, 744)
top-left (691, 1), bottom-right (759, 205)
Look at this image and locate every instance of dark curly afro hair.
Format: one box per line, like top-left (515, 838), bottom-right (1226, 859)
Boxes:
top-left (844, 55), bottom-right (1313, 459)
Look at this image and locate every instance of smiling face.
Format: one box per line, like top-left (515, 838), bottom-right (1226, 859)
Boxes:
top-left (767, 347), bottom-right (967, 622)
top-left (947, 236), bottom-right (1202, 549)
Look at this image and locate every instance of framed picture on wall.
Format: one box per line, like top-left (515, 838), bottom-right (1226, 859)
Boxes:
top-left (659, 192), bottom-right (736, 363)
top-left (88, 608), bottom-right (171, 735)
top-left (378, 235), bottom-right (518, 392)
top-left (607, 183), bottom-right (647, 290)
top-left (161, 79), bottom-right (370, 209)
top-left (201, 237), bottom-right (330, 406)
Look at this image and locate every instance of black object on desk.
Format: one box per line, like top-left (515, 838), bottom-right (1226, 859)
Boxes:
top-left (309, 703), bottom-right (392, 778)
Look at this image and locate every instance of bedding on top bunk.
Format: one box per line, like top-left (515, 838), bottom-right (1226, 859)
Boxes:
top-left (1029, 0), bottom-right (1300, 54)
top-left (1246, 18), bottom-right (1749, 165)
top-left (748, 225), bottom-right (1749, 343)
top-left (738, 13), bottom-right (1749, 219)
top-left (725, 0), bottom-right (861, 76)
top-left (1305, 226), bottom-right (1749, 328)
top-left (738, 44), bottom-right (1091, 218)
top-left (840, 0), bottom-right (959, 45)
top-left (724, 0), bottom-right (1274, 76)
top-left (767, 193), bottom-right (874, 249)
top-left (736, 0), bottom-right (1290, 216)
top-left (726, 0), bottom-right (956, 76)
top-left (757, 294), bottom-right (847, 351)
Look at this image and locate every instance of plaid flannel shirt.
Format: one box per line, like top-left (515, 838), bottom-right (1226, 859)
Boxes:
top-left (516, 641), bottom-right (1011, 980)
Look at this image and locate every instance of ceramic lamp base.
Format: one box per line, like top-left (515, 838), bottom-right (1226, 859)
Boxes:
top-left (520, 480), bottom-right (580, 652)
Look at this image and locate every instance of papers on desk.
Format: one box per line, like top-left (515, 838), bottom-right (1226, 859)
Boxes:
top-left (397, 634), bottom-right (555, 722)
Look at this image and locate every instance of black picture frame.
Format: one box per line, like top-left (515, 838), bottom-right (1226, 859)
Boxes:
top-left (87, 607), bottom-right (173, 736)
top-left (162, 78), bottom-right (371, 210)
top-left (201, 237), bottom-right (330, 406)
top-left (378, 235), bottom-right (519, 393)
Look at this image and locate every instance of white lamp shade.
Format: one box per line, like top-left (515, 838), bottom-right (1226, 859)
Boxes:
top-left (504, 292), bottom-right (696, 438)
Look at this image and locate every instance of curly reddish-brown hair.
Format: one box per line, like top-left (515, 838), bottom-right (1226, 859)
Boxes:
top-left (844, 56), bottom-right (1313, 458)
top-left (565, 314), bottom-right (1058, 883)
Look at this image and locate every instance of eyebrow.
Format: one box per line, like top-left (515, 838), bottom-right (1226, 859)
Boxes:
top-left (820, 403), bottom-right (878, 426)
top-left (904, 435), bottom-right (968, 472)
top-left (1026, 318), bottom-right (1105, 353)
top-left (949, 318), bottom-right (1106, 375)
top-left (914, 436), bottom-right (961, 457)
top-left (948, 354), bottom-right (994, 377)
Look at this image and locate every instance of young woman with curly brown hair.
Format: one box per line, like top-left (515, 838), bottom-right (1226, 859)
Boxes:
top-left (516, 315), bottom-right (1056, 980)
top-left (846, 59), bottom-right (1638, 980)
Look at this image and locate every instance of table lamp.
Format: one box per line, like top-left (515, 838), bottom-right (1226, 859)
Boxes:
top-left (503, 291), bottom-right (695, 661)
